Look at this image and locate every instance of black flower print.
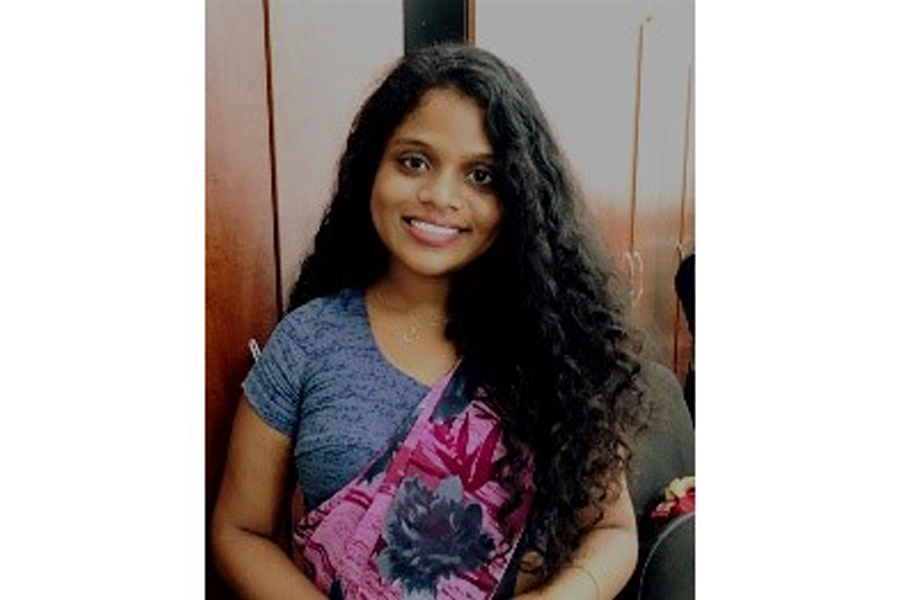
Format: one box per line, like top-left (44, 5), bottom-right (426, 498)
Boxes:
top-left (328, 579), bottom-right (345, 600)
top-left (376, 476), bottom-right (495, 598)
top-left (430, 365), bottom-right (471, 423)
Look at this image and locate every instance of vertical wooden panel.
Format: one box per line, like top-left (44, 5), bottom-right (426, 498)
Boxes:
top-left (631, 0), bottom-right (694, 372)
top-left (206, 0), bottom-right (279, 594)
top-left (268, 0), bottom-right (403, 305)
top-left (466, 0), bottom-right (477, 44)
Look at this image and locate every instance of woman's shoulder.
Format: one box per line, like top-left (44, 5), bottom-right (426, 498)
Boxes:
top-left (276, 288), bottom-right (367, 345)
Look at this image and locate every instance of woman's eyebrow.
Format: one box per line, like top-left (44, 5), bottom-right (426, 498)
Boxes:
top-left (390, 137), bottom-right (495, 163)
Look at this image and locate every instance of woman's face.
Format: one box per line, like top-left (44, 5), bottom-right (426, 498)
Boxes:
top-left (370, 88), bottom-right (503, 282)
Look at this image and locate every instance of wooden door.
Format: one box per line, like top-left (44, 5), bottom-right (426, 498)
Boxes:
top-left (206, 0), bottom-right (279, 595)
top-left (267, 0), bottom-right (403, 305)
top-left (476, 0), bottom-right (695, 380)
top-left (207, 2), bottom-right (404, 596)
top-left (631, 2), bottom-right (695, 378)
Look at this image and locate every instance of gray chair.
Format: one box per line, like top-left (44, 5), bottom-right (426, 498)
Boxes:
top-left (619, 361), bottom-right (695, 599)
top-left (634, 513), bottom-right (695, 600)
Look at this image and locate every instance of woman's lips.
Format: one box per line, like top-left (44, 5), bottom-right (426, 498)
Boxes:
top-left (402, 217), bottom-right (465, 247)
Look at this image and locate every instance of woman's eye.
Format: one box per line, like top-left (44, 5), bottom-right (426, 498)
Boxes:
top-left (468, 168), bottom-right (493, 186)
top-left (399, 155), bottom-right (428, 172)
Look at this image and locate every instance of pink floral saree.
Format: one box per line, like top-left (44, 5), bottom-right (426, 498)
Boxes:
top-left (291, 362), bottom-right (534, 599)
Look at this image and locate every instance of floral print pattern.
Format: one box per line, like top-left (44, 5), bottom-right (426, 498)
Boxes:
top-left (292, 363), bottom-right (534, 599)
top-left (377, 476), bottom-right (494, 598)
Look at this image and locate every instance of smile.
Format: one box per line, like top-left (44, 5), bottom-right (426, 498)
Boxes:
top-left (402, 217), bottom-right (467, 247)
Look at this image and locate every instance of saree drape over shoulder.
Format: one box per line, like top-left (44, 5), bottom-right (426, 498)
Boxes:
top-left (291, 361), bottom-right (535, 599)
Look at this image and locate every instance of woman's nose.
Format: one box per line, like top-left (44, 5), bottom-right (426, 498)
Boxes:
top-left (418, 171), bottom-right (459, 210)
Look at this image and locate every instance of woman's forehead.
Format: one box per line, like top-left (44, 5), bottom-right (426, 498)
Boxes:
top-left (388, 89), bottom-right (493, 157)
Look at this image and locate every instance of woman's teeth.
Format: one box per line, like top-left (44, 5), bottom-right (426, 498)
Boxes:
top-left (409, 219), bottom-right (460, 235)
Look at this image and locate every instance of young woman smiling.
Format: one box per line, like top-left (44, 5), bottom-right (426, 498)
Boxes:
top-left (212, 44), bottom-right (648, 600)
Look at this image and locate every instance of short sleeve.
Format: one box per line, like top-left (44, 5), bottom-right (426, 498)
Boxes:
top-left (242, 315), bottom-right (309, 437)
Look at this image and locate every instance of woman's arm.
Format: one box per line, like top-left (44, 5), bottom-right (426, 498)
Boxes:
top-left (515, 472), bottom-right (639, 600)
top-left (211, 398), bottom-right (326, 599)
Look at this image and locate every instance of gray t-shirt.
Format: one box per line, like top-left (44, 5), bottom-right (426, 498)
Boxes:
top-left (243, 287), bottom-right (527, 597)
top-left (242, 287), bottom-right (429, 511)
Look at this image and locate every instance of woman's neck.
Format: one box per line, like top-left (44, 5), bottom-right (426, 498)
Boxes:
top-left (371, 264), bottom-right (450, 313)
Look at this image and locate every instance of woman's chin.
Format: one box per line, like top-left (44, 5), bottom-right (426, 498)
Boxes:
top-left (389, 255), bottom-right (466, 280)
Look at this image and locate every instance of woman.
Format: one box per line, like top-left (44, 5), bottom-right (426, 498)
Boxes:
top-left (212, 44), bottom-right (647, 599)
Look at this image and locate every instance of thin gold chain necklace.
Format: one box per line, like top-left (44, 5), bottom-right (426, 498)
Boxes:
top-left (371, 288), bottom-right (448, 344)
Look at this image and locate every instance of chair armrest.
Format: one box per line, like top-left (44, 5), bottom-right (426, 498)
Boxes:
top-left (634, 513), bottom-right (695, 600)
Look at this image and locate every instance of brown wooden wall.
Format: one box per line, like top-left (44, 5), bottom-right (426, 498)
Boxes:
top-left (206, 0), bottom-right (279, 595)
top-left (628, 11), bottom-right (695, 383)
top-left (267, 0), bottom-right (403, 306)
top-left (477, 1), bottom-right (695, 381)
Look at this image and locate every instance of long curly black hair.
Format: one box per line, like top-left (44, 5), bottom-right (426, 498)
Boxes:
top-left (289, 44), bottom-right (647, 585)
